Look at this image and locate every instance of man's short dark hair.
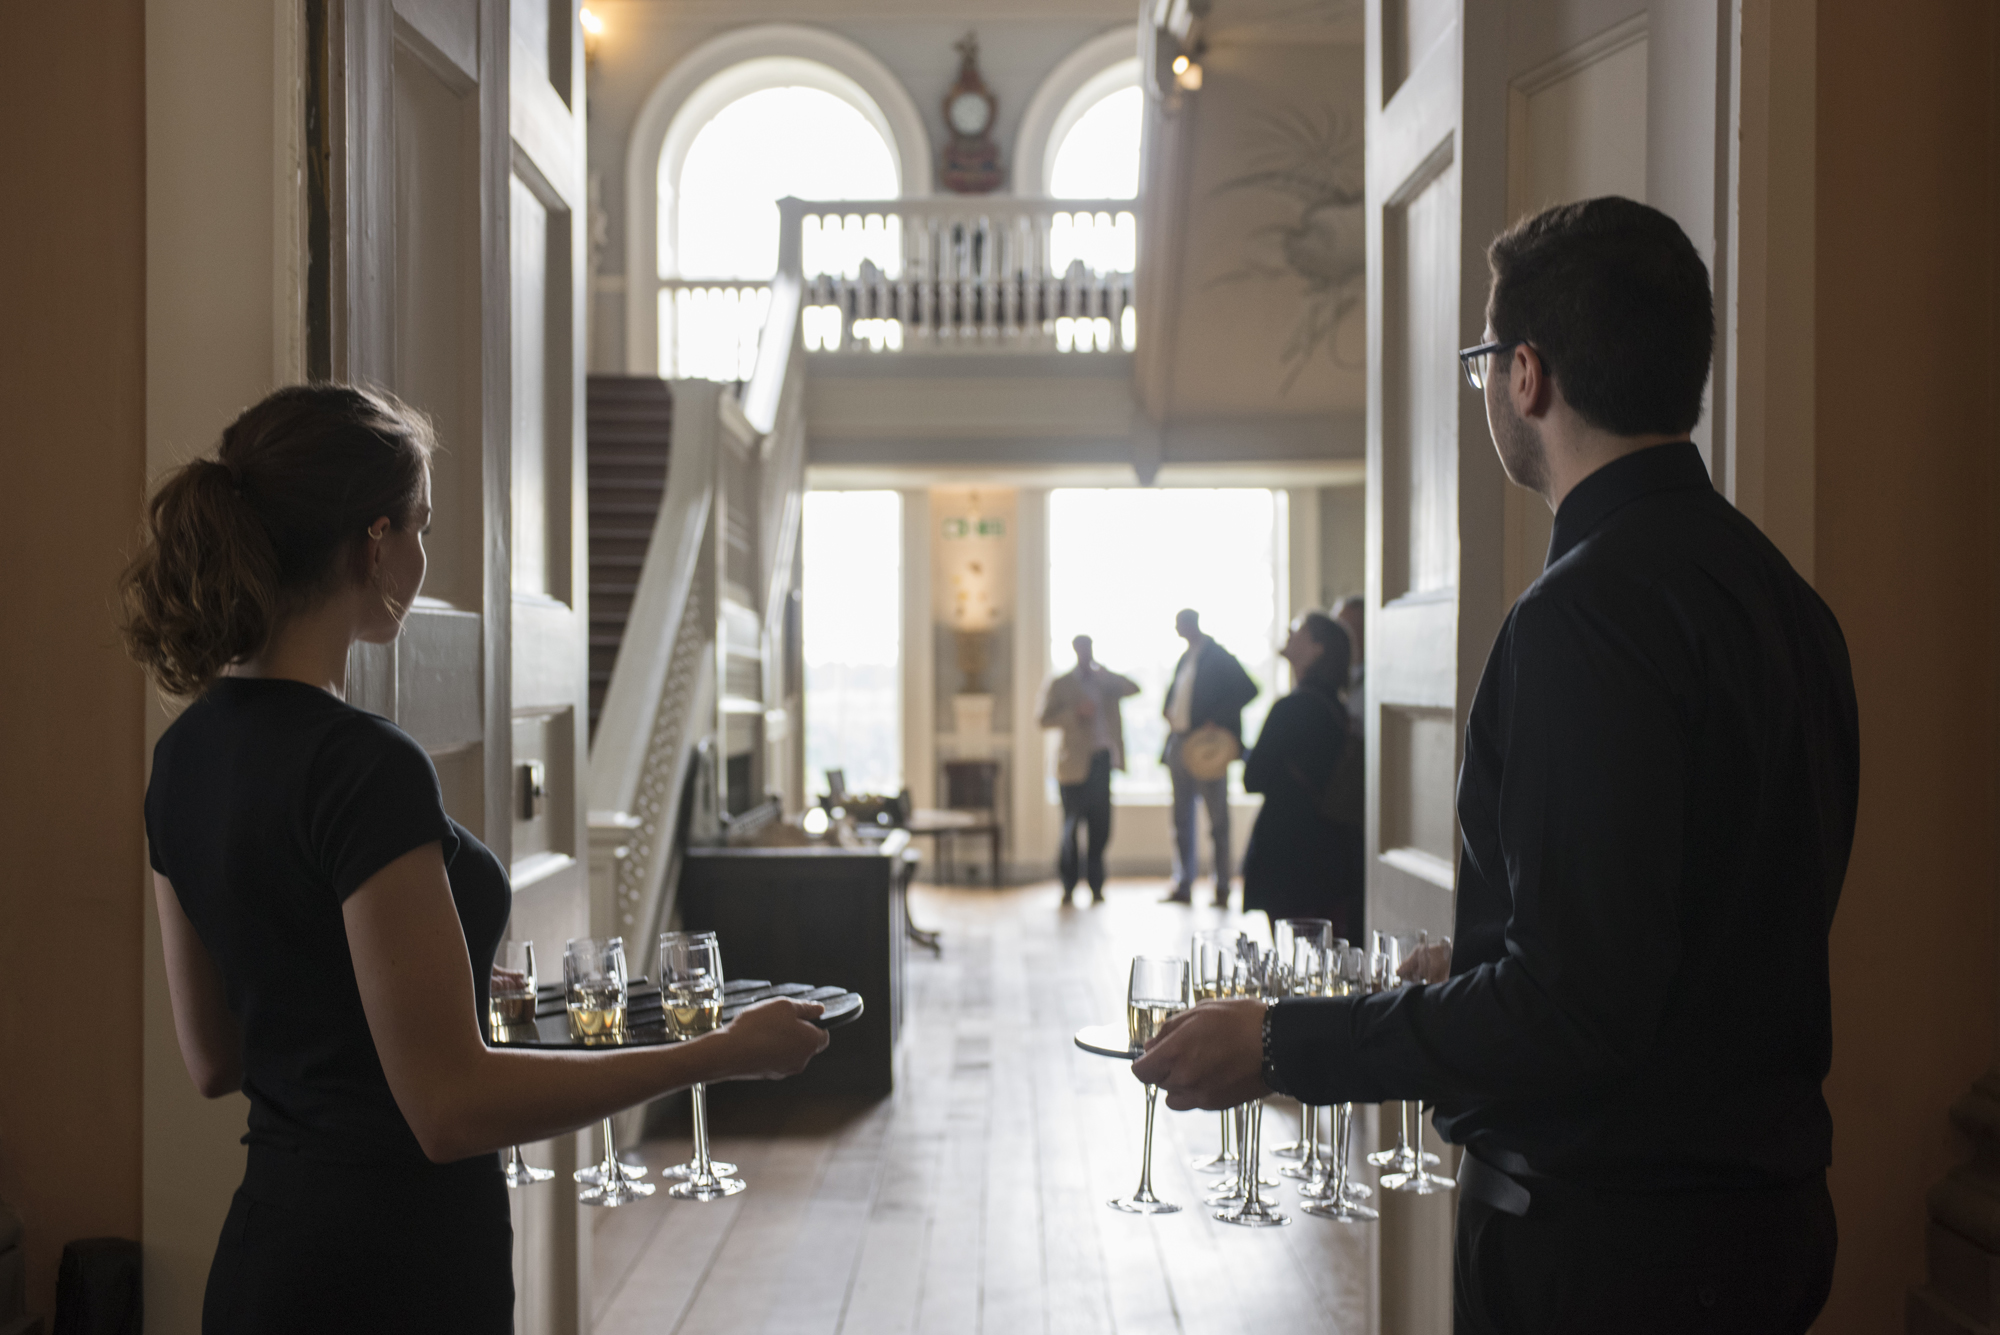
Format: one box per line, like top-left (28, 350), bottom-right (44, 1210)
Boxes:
top-left (1487, 196), bottom-right (1714, 437)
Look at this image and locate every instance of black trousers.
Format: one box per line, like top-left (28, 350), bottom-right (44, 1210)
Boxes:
top-left (1454, 1160), bottom-right (1835, 1335)
top-left (1057, 749), bottom-right (1113, 894)
top-left (204, 1143), bottom-right (514, 1334)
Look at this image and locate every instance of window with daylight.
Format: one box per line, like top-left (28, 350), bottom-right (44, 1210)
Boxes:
top-left (1045, 74), bottom-right (1142, 352)
top-left (1046, 489), bottom-right (1285, 799)
top-left (803, 491), bottom-right (903, 798)
top-left (660, 74), bottom-right (901, 379)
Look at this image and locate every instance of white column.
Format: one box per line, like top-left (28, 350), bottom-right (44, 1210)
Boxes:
top-left (1011, 488), bottom-right (1052, 881)
top-left (900, 490), bottom-right (935, 804)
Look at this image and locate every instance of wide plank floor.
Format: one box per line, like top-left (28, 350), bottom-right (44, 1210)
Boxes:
top-left (589, 878), bottom-right (1372, 1334)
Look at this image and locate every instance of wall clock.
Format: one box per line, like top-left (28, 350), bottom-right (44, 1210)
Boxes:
top-left (940, 33), bottom-right (1003, 195)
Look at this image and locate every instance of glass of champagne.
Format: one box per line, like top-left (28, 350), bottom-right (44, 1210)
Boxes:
top-left (1108, 955), bottom-right (1188, 1214)
top-left (1279, 936), bottom-right (1335, 1183)
top-left (1363, 931), bottom-right (1437, 1178)
top-left (565, 938), bottom-right (653, 1206)
top-left (1270, 919), bottom-right (1332, 1161)
top-left (660, 931), bottom-right (746, 1201)
top-left (1383, 932), bottom-right (1455, 1195)
top-left (492, 941), bottom-right (553, 1187)
top-left (1188, 929), bottom-right (1244, 1176)
top-left (653, 930), bottom-right (739, 1182)
top-left (1302, 946), bottom-right (1377, 1222)
top-left (1216, 945), bottom-right (1288, 1227)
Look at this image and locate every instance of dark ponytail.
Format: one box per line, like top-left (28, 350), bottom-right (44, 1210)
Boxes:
top-left (120, 384), bottom-right (434, 697)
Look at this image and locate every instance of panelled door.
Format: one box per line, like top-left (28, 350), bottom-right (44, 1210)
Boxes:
top-left (330, 2), bottom-right (591, 1332)
top-left (1361, 2), bottom-right (1730, 1331)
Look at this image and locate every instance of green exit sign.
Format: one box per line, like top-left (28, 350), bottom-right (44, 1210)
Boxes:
top-left (941, 517), bottom-right (1006, 539)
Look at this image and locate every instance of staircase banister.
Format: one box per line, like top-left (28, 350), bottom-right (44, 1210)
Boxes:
top-left (586, 381), bottom-right (719, 816)
top-left (741, 270), bottom-right (801, 435)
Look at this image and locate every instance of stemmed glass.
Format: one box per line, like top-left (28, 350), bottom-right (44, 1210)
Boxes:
top-left (1302, 945), bottom-right (1378, 1222)
top-left (1270, 919), bottom-right (1333, 1164)
top-left (1277, 934), bottom-right (1338, 1185)
top-left (1188, 929), bottom-right (1244, 1176)
top-left (1215, 943), bottom-right (1288, 1227)
top-left (566, 937), bottom-right (653, 1206)
top-left (653, 930), bottom-right (739, 1182)
top-left (660, 931), bottom-right (746, 1201)
top-left (491, 941), bottom-right (553, 1187)
top-left (1382, 931), bottom-right (1454, 1195)
top-left (1109, 955), bottom-right (1189, 1214)
top-left (1363, 931), bottom-right (1439, 1179)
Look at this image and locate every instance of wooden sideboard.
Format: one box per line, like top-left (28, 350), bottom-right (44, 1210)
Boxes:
top-left (677, 830), bottom-right (910, 1100)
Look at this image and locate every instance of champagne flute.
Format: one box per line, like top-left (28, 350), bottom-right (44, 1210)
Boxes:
top-left (1188, 929), bottom-right (1245, 1176)
top-left (566, 938), bottom-right (654, 1206)
top-left (1270, 919), bottom-right (1332, 1161)
top-left (1109, 955), bottom-right (1188, 1214)
top-left (1383, 933), bottom-right (1455, 1195)
top-left (1363, 931), bottom-right (1438, 1176)
top-left (660, 931), bottom-right (746, 1201)
top-left (1279, 936), bottom-right (1336, 1184)
top-left (652, 930), bottom-right (737, 1181)
top-left (1216, 944), bottom-right (1288, 1227)
top-left (1302, 945), bottom-right (1377, 1222)
top-left (492, 941), bottom-right (553, 1187)
top-left (568, 936), bottom-right (646, 1187)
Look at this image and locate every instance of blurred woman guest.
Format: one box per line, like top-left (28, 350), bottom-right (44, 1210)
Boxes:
top-left (126, 385), bottom-right (829, 1334)
top-left (1240, 613), bottom-right (1364, 940)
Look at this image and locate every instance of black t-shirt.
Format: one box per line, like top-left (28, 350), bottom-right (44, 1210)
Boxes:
top-left (146, 677), bottom-right (511, 1168)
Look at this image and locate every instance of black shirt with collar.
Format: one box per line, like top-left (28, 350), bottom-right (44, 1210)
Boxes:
top-left (1265, 441), bottom-right (1858, 1192)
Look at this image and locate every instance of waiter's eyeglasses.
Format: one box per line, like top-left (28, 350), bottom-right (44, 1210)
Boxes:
top-left (1457, 340), bottom-right (1527, 391)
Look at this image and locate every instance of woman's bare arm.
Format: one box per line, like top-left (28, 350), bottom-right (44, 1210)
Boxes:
top-left (342, 843), bottom-right (829, 1163)
top-left (154, 873), bottom-right (244, 1098)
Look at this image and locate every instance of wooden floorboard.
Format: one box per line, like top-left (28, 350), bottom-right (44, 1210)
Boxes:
top-left (593, 879), bottom-right (1374, 1334)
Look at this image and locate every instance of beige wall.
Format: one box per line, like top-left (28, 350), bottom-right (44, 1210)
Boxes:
top-left (1813, 2), bottom-right (1999, 1330)
top-left (140, 0), bottom-right (284, 1328)
top-left (0, 0), bottom-right (149, 1321)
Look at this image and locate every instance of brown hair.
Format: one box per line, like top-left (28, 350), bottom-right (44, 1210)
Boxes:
top-left (1296, 611), bottom-right (1352, 696)
top-left (120, 384), bottom-right (434, 697)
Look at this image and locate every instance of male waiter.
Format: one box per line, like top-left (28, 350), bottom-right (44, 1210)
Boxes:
top-left (1133, 197), bottom-right (1857, 1334)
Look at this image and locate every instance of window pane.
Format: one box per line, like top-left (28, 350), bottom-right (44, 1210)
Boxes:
top-left (1047, 489), bottom-right (1283, 799)
top-left (804, 491), bottom-right (902, 797)
top-left (674, 86), bottom-right (899, 280)
top-left (1049, 85), bottom-right (1142, 199)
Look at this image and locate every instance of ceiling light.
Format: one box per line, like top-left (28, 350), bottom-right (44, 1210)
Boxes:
top-left (579, 7), bottom-right (604, 36)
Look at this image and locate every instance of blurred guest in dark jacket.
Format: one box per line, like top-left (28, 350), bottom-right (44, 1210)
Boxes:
top-left (1241, 613), bottom-right (1363, 940)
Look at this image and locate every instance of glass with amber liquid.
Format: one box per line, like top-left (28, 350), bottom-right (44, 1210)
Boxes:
top-left (493, 940), bottom-right (553, 1187)
top-left (660, 931), bottom-right (745, 1201)
top-left (489, 940), bottom-right (539, 1040)
top-left (565, 938), bottom-right (653, 1207)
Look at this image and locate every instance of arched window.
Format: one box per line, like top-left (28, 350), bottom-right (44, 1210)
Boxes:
top-left (1014, 30), bottom-right (1142, 198)
top-left (1016, 32), bottom-right (1142, 350)
top-left (1047, 79), bottom-right (1142, 199)
top-left (622, 26), bottom-right (931, 377)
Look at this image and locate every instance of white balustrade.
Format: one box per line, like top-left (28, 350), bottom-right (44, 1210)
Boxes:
top-left (654, 197), bottom-right (1138, 376)
top-left (781, 196), bottom-right (1138, 354)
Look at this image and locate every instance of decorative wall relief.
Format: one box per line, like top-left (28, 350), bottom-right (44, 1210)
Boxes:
top-left (1207, 101), bottom-right (1365, 391)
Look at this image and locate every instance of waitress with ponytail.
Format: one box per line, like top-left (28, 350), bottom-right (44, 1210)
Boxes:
top-left (126, 385), bottom-right (829, 1334)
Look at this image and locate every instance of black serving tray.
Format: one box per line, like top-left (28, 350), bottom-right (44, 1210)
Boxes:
top-left (496, 977), bottom-right (863, 1049)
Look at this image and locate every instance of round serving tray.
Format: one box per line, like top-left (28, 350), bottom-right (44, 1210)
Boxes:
top-left (1074, 1024), bottom-right (1142, 1060)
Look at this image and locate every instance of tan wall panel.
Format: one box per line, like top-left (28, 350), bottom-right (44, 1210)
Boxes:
top-left (0, 4), bottom-right (149, 1320)
top-left (1813, 2), bottom-right (1999, 1329)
